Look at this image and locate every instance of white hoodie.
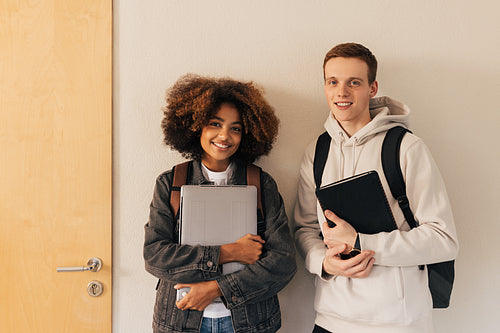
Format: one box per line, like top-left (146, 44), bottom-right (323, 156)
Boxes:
top-left (293, 96), bottom-right (458, 333)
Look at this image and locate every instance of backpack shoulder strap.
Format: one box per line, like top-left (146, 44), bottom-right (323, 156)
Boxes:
top-left (247, 164), bottom-right (262, 216)
top-left (381, 126), bottom-right (418, 229)
top-left (247, 164), bottom-right (265, 237)
top-left (382, 127), bottom-right (455, 306)
top-left (313, 131), bottom-right (331, 189)
top-left (170, 161), bottom-right (191, 219)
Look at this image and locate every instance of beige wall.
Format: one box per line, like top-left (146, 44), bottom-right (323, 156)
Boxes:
top-left (114, 1), bottom-right (500, 331)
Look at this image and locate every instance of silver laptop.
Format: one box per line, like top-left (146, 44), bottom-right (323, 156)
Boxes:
top-left (177, 185), bottom-right (257, 300)
top-left (179, 184), bottom-right (258, 246)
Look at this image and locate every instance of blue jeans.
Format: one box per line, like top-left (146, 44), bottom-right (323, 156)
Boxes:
top-left (200, 316), bottom-right (234, 333)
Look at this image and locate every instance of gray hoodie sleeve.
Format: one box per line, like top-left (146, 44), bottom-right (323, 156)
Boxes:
top-left (361, 136), bottom-right (459, 266)
top-left (292, 140), bottom-right (329, 277)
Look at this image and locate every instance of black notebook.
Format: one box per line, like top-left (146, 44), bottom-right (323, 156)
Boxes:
top-left (315, 171), bottom-right (397, 234)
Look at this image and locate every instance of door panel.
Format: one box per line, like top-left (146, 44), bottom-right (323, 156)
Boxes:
top-left (0, 1), bottom-right (112, 332)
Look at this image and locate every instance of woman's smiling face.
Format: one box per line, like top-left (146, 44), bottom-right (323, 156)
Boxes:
top-left (200, 102), bottom-right (243, 172)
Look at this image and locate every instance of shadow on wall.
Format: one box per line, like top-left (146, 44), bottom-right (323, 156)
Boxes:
top-left (256, 86), bottom-right (327, 213)
top-left (257, 87), bottom-right (326, 332)
top-left (385, 58), bottom-right (500, 331)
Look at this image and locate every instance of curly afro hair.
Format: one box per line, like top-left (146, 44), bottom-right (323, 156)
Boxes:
top-left (162, 74), bottom-right (279, 164)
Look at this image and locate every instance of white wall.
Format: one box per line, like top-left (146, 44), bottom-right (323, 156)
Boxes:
top-left (114, 1), bottom-right (500, 332)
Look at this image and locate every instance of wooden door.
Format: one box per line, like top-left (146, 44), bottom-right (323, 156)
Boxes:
top-left (0, 1), bottom-right (112, 332)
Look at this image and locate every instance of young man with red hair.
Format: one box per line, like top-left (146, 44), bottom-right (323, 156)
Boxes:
top-left (293, 43), bottom-right (458, 332)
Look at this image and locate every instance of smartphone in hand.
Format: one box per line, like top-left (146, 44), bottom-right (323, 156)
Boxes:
top-left (176, 287), bottom-right (190, 301)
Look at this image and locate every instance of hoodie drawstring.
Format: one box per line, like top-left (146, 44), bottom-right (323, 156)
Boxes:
top-left (352, 138), bottom-right (357, 176)
top-left (336, 132), bottom-right (359, 178)
top-left (338, 133), bottom-right (344, 180)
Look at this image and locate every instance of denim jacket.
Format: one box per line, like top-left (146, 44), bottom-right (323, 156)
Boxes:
top-left (144, 160), bottom-right (296, 333)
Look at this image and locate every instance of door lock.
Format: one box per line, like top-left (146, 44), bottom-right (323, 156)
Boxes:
top-left (87, 281), bottom-right (103, 297)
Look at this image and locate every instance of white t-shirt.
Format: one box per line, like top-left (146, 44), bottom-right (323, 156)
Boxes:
top-left (200, 162), bottom-right (233, 318)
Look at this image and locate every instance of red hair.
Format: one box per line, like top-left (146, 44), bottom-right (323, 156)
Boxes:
top-left (323, 43), bottom-right (378, 84)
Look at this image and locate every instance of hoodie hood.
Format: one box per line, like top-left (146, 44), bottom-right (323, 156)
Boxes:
top-left (323, 96), bottom-right (411, 177)
top-left (324, 96), bottom-right (410, 145)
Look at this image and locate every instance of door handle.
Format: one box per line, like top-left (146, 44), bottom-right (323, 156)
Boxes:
top-left (56, 257), bottom-right (102, 272)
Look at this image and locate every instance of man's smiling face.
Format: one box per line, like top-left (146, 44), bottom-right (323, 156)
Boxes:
top-left (324, 57), bottom-right (378, 135)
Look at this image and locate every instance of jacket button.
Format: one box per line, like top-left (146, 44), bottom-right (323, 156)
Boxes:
top-left (232, 295), bottom-right (238, 302)
top-left (207, 261), bottom-right (213, 268)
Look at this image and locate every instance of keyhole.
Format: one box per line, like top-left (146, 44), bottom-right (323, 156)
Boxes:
top-left (88, 281), bottom-right (102, 297)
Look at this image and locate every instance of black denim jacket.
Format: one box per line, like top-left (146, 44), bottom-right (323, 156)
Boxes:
top-left (144, 160), bottom-right (296, 333)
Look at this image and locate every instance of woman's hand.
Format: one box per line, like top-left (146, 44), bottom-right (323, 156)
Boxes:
top-left (219, 234), bottom-right (265, 265)
top-left (174, 280), bottom-right (222, 311)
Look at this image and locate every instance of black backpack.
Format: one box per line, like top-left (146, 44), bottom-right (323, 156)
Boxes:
top-left (313, 126), bottom-right (455, 308)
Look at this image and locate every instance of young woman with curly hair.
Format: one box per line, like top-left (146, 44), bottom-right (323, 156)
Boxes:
top-left (144, 74), bottom-right (296, 333)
